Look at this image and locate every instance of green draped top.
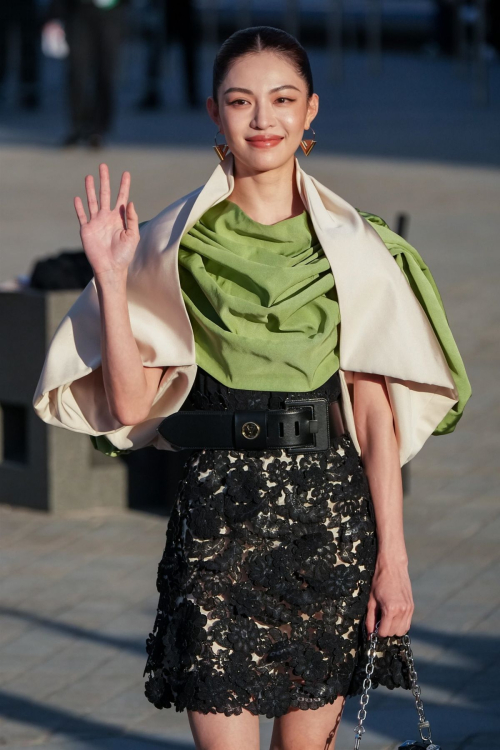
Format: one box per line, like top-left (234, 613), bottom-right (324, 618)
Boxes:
top-left (90, 204), bottom-right (471, 457)
top-left (177, 199), bottom-right (340, 392)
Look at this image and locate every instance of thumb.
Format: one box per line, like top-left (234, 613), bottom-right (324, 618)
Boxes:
top-left (126, 201), bottom-right (139, 237)
top-left (364, 599), bottom-right (378, 637)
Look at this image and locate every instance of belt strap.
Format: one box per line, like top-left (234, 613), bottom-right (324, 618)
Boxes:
top-left (157, 397), bottom-right (345, 452)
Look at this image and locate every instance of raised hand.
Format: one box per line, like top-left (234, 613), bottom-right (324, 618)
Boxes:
top-left (74, 163), bottom-right (140, 278)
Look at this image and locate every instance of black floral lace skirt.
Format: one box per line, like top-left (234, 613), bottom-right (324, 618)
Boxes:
top-left (143, 367), bottom-right (411, 717)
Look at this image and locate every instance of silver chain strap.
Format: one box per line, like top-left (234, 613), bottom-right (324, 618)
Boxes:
top-left (353, 621), bottom-right (436, 749)
top-left (402, 633), bottom-right (434, 744)
top-left (353, 628), bottom-right (379, 749)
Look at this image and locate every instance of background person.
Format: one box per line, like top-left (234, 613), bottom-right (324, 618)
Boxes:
top-left (44, 0), bottom-right (128, 147)
top-left (0, 0), bottom-right (41, 109)
top-left (135, 0), bottom-right (201, 110)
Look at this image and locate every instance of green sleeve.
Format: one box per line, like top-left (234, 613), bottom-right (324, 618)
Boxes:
top-left (90, 435), bottom-right (131, 457)
top-left (357, 210), bottom-right (472, 435)
top-left (89, 219), bottom-right (150, 457)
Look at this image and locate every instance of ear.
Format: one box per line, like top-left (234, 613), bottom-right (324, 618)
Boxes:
top-left (206, 97), bottom-right (222, 130)
top-left (305, 92), bottom-right (319, 128)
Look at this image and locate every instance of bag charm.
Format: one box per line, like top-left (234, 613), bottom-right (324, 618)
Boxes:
top-left (353, 621), bottom-right (441, 750)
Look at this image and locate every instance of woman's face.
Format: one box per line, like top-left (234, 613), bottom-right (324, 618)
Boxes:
top-left (207, 50), bottom-right (319, 173)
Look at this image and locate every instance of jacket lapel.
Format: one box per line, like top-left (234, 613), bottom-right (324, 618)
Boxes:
top-left (296, 165), bottom-right (456, 388)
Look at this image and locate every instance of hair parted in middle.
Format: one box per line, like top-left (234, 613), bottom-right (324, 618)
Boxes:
top-left (212, 26), bottom-right (314, 105)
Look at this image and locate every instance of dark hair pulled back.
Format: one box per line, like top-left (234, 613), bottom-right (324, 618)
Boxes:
top-left (212, 26), bottom-right (314, 104)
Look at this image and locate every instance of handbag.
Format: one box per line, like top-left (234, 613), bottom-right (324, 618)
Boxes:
top-left (352, 620), bottom-right (441, 750)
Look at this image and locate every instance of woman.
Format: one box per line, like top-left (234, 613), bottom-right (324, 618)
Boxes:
top-left (33, 26), bottom-right (470, 750)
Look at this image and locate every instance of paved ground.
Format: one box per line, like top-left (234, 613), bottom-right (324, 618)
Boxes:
top-left (1, 46), bottom-right (499, 749)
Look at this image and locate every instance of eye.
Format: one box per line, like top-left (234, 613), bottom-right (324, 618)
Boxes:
top-left (276, 97), bottom-right (294, 103)
top-left (229, 99), bottom-right (249, 106)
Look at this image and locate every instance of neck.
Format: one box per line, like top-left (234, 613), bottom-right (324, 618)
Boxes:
top-left (227, 155), bottom-right (305, 226)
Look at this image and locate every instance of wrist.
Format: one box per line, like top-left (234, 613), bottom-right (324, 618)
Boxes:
top-left (376, 546), bottom-right (409, 567)
top-left (95, 268), bottom-right (128, 288)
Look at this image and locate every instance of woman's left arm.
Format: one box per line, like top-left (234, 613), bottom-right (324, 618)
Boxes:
top-left (353, 371), bottom-right (414, 638)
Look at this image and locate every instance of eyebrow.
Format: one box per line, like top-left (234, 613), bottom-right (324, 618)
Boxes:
top-left (223, 84), bottom-right (301, 96)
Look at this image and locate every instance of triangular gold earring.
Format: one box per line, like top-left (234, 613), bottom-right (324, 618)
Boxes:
top-left (213, 130), bottom-right (230, 161)
top-left (300, 126), bottom-right (317, 156)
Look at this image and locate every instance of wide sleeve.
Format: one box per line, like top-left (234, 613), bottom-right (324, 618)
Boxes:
top-left (32, 217), bottom-right (198, 455)
top-left (358, 211), bottom-right (471, 434)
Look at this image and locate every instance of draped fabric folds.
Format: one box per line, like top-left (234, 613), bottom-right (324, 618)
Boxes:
top-left (177, 198), bottom-right (340, 392)
top-left (357, 211), bottom-right (470, 435)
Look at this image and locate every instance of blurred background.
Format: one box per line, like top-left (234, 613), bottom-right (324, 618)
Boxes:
top-left (0, 1), bottom-right (499, 748)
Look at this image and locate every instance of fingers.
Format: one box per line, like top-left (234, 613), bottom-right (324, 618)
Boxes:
top-left (85, 174), bottom-right (98, 218)
top-left (377, 602), bottom-right (414, 638)
top-left (364, 599), bottom-right (378, 637)
top-left (99, 163), bottom-right (111, 211)
top-left (114, 170), bottom-right (131, 212)
top-left (377, 613), bottom-right (395, 638)
top-left (80, 167), bottom-right (130, 218)
top-left (77, 167), bottom-right (131, 226)
top-left (74, 196), bottom-right (87, 226)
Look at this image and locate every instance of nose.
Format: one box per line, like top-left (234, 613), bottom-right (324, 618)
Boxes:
top-left (250, 99), bottom-right (277, 130)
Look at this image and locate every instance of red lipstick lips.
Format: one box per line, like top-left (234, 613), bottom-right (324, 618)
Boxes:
top-left (245, 135), bottom-right (284, 149)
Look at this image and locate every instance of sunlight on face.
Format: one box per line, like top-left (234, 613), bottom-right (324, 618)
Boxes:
top-left (207, 50), bottom-right (318, 173)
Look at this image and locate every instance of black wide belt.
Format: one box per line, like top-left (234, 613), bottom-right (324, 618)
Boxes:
top-left (157, 397), bottom-right (346, 453)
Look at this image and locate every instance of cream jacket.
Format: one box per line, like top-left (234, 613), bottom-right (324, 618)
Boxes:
top-left (33, 153), bottom-right (459, 466)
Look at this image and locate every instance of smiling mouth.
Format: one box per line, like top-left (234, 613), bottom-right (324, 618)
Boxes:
top-left (245, 137), bottom-right (284, 147)
top-left (246, 137), bottom-right (284, 142)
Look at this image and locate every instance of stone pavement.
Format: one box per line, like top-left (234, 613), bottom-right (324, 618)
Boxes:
top-left (1, 47), bottom-right (500, 750)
